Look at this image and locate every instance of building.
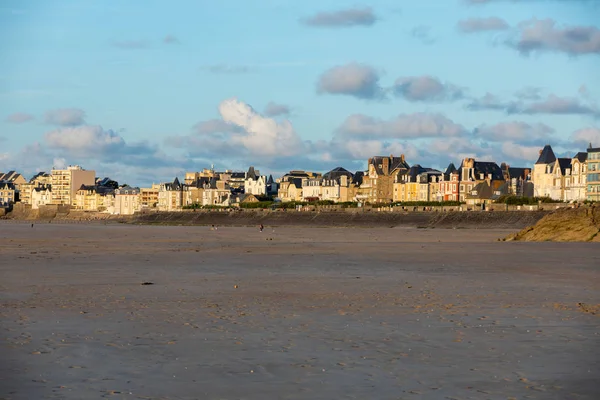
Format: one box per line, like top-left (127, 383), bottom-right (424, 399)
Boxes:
top-left (244, 166), bottom-right (267, 196)
top-left (458, 158), bottom-right (505, 202)
top-left (393, 165), bottom-right (434, 202)
top-left (18, 172), bottom-right (51, 205)
top-left (266, 175), bottom-right (279, 197)
top-left (184, 168), bottom-right (217, 185)
top-left (0, 182), bottom-right (17, 207)
top-left (501, 164), bottom-right (532, 198)
top-left (158, 178), bottom-right (183, 211)
top-left (438, 163), bottom-right (460, 201)
top-left (0, 171), bottom-right (27, 189)
top-left (51, 165), bottom-right (96, 206)
top-left (320, 167), bottom-right (358, 203)
top-left (531, 145), bottom-right (556, 198)
top-left (202, 178), bottom-right (231, 206)
top-left (73, 185), bottom-right (115, 212)
top-left (361, 155), bottom-right (410, 204)
top-left (587, 145), bottom-right (600, 201)
top-left (140, 184), bottom-right (160, 208)
top-left (569, 152), bottom-right (588, 201)
top-left (301, 177), bottom-right (322, 202)
top-left (114, 186), bottom-right (141, 215)
top-left (277, 171), bottom-right (321, 202)
top-left (31, 186), bottom-right (52, 210)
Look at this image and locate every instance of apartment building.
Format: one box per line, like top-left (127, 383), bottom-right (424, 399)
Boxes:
top-left (51, 165), bottom-right (95, 206)
top-left (587, 146), bottom-right (600, 201)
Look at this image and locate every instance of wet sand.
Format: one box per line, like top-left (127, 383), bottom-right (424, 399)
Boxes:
top-left (1, 222), bottom-right (599, 399)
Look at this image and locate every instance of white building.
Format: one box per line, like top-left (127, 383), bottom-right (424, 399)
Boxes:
top-left (114, 186), bottom-right (141, 215)
top-left (532, 145), bottom-right (556, 198)
top-left (244, 166), bottom-right (267, 196)
top-left (31, 186), bottom-right (52, 210)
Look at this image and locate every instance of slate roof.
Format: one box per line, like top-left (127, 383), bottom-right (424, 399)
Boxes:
top-left (189, 177), bottom-right (211, 188)
top-left (353, 171), bottom-right (365, 186)
top-left (33, 185), bottom-right (51, 192)
top-left (507, 167), bottom-right (529, 180)
top-left (30, 172), bottom-right (50, 182)
top-left (535, 145), bottom-right (556, 165)
top-left (371, 156), bottom-right (410, 175)
top-left (555, 158), bottom-right (572, 175)
top-left (466, 181), bottom-right (493, 200)
top-left (0, 171), bottom-right (23, 183)
top-left (322, 167), bottom-right (354, 182)
top-left (289, 178), bottom-right (303, 189)
top-left (574, 152), bottom-right (588, 162)
top-left (0, 182), bottom-right (16, 190)
top-left (400, 165), bottom-right (433, 182)
top-left (444, 163), bottom-right (458, 175)
top-left (164, 177), bottom-right (182, 191)
top-left (473, 161), bottom-right (504, 181)
top-left (267, 175), bottom-right (274, 184)
top-left (246, 166), bottom-right (259, 180)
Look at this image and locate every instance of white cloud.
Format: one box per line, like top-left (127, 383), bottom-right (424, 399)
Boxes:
top-left (317, 63), bottom-right (385, 100)
top-left (393, 76), bottom-right (464, 102)
top-left (301, 7), bottom-right (377, 27)
top-left (45, 125), bottom-right (124, 152)
top-left (336, 113), bottom-right (467, 139)
top-left (5, 112), bottom-right (34, 123)
top-left (475, 121), bottom-right (554, 143)
top-left (45, 108), bottom-right (86, 126)
top-left (570, 127), bottom-right (600, 147)
top-left (218, 98), bottom-right (305, 157)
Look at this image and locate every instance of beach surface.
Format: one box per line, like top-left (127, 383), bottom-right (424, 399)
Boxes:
top-left (1, 222), bottom-right (599, 399)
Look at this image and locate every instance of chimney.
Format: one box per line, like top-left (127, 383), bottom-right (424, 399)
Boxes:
top-left (400, 154), bottom-right (405, 163)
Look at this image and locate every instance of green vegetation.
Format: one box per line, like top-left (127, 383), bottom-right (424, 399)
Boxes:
top-left (494, 196), bottom-right (555, 205)
top-left (391, 201), bottom-right (463, 207)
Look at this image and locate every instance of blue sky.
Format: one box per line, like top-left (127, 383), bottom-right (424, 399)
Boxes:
top-left (1, 0), bottom-right (600, 186)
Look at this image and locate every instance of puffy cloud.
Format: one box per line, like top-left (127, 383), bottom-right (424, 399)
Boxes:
top-left (264, 102), bottom-right (292, 117)
top-left (457, 17), bottom-right (509, 33)
top-left (467, 91), bottom-right (599, 117)
top-left (508, 19), bottom-right (600, 56)
top-left (5, 112), bottom-right (34, 123)
top-left (393, 76), bottom-right (464, 102)
top-left (301, 7), bottom-right (377, 27)
top-left (570, 127), bottom-right (600, 147)
top-left (45, 125), bottom-right (125, 153)
top-left (475, 121), bottom-right (554, 144)
top-left (466, 93), bottom-right (512, 111)
top-left (317, 63), bottom-right (385, 100)
top-left (516, 95), bottom-right (600, 117)
top-left (501, 142), bottom-right (542, 162)
top-left (336, 113), bottom-right (467, 139)
top-left (218, 98), bottom-right (305, 157)
top-left (193, 119), bottom-right (242, 135)
top-left (163, 35), bottom-right (179, 44)
top-left (45, 108), bottom-right (86, 126)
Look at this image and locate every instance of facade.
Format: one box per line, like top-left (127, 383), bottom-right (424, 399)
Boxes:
top-left (458, 158), bottom-right (505, 202)
top-left (202, 179), bottom-right (231, 206)
top-left (587, 146), bottom-right (600, 201)
top-left (393, 165), bottom-right (435, 202)
top-left (19, 172), bottom-right (52, 205)
top-left (114, 186), bottom-right (141, 215)
top-left (51, 165), bottom-right (96, 206)
top-left (73, 185), bottom-right (115, 212)
top-left (0, 182), bottom-right (17, 207)
top-left (0, 171), bottom-right (27, 189)
top-left (438, 163), bottom-right (460, 201)
top-left (158, 178), bottom-right (183, 211)
top-left (320, 167), bottom-right (358, 203)
top-left (244, 166), bottom-right (267, 196)
top-left (301, 178), bottom-right (321, 202)
top-left (184, 168), bottom-right (217, 185)
top-left (531, 145), bottom-right (556, 198)
top-left (277, 171), bottom-right (321, 202)
top-left (361, 155), bottom-right (410, 204)
top-left (568, 153), bottom-right (588, 201)
top-left (31, 186), bottom-right (52, 210)
top-left (140, 183), bottom-right (160, 208)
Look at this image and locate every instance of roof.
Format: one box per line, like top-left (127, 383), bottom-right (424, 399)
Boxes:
top-left (444, 163), bottom-right (458, 175)
top-left (465, 181), bottom-right (493, 200)
top-left (369, 156), bottom-right (410, 176)
top-left (164, 177), bottom-right (182, 191)
top-left (289, 178), bottom-right (303, 188)
top-left (507, 167), bottom-right (530, 180)
top-left (473, 161), bottom-right (504, 181)
top-left (400, 164), bottom-right (433, 182)
top-left (323, 167), bottom-right (354, 182)
top-left (555, 158), bottom-right (572, 175)
top-left (535, 145), bottom-right (556, 165)
top-left (246, 166), bottom-right (259, 180)
top-left (0, 181), bottom-right (16, 190)
top-left (573, 152), bottom-right (588, 163)
top-left (353, 171), bottom-right (365, 186)
top-left (0, 171), bottom-right (24, 183)
top-left (267, 175), bottom-right (274, 184)
top-left (588, 147), bottom-right (600, 153)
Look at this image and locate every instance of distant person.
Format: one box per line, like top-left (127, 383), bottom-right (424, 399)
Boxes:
top-left (259, 224), bottom-right (264, 232)
top-left (31, 223), bottom-right (34, 228)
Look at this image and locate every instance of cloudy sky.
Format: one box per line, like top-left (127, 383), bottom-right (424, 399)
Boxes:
top-left (1, 0), bottom-right (600, 186)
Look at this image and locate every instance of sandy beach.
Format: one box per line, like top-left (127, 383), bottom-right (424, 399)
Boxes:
top-left (1, 221), bottom-right (599, 399)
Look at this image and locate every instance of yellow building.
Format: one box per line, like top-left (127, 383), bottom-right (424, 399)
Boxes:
top-left (51, 165), bottom-right (95, 206)
top-left (140, 183), bottom-right (160, 208)
top-left (18, 172), bottom-right (52, 205)
top-left (73, 185), bottom-right (114, 212)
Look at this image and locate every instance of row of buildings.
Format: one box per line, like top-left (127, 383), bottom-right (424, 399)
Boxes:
top-left (1, 144), bottom-right (599, 214)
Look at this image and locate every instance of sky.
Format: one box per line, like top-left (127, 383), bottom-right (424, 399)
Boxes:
top-left (1, 0), bottom-right (600, 186)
